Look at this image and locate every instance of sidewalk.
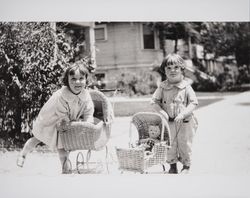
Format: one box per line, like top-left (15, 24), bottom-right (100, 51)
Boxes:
top-left (192, 90), bottom-right (250, 175)
top-left (109, 91), bottom-right (250, 175)
top-left (0, 91), bottom-right (250, 198)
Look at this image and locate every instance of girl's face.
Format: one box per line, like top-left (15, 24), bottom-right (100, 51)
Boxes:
top-left (68, 69), bottom-right (87, 94)
top-left (165, 65), bottom-right (183, 84)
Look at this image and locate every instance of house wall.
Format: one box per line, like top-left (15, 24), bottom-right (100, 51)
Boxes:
top-left (95, 22), bottom-right (163, 70)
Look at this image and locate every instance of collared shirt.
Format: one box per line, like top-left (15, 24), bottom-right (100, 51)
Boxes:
top-left (151, 79), bottom-right (198, 118)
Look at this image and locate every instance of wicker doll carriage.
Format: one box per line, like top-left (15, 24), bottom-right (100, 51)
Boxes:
top-left (56, 89), bottom-right (114, 173)
top-left (116, 112), bottom-right (171, 174)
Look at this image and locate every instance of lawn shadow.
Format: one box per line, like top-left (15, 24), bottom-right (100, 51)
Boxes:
top-left (237, 102), bottom-right (250, 106)
top-left (197, 98), bottom-right (223, 109)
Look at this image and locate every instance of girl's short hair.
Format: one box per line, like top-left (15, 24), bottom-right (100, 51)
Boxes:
top-left (160, 53), bottom-right (186, 72)
top-left (62, 61), bottom-right (90, 87)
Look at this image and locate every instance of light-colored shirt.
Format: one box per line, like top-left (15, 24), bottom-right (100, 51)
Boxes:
top-left (32, 86), bottom-right (94, 150)
top-left (151, 79), bottom-right (198, 118)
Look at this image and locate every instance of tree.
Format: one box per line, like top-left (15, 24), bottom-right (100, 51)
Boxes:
top-left (0, 22), bottom-right (59, 147)
top-left (200, 22), bottom-right (250, 68)
top-left (0, 22), bottom-right (94, 148)
top-left (147, 22), bottom-right (200, 81)
top-left (148, 22), bottom-right (200, 57)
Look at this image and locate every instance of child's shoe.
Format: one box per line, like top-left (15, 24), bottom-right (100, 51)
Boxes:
top-left (168, 163), bottom-right (178, 174)
top-left (16, 155), bottom-right (25, 167)
top-left (180, 165), bottom-right (190, 174)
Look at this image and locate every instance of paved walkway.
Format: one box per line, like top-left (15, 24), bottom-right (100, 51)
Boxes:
top-left (110, 91), bottom-right (250, 175)
top-left (0, 91), bottom-right (250, 198)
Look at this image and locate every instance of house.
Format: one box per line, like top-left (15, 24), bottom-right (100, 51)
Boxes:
top-left (94, 22), bottom-right (164, 88)
top-left (55, 22), bottom-right (97, 69)
top-left (93, 22), bottom-right (214, 89)
top-left (60, 22), bottom-right (232, 89)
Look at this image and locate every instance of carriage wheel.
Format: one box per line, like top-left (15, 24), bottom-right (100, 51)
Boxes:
top-left (105, 146), bottom-right (109, 174)
top-left (86, 150), bottom-right (92, 169)
top-left (76, 152), bottom-right (85, 173)
top-left (162, 164), bottom-right (166, 172)
top-left (62, 158), bottom-right (72, 174)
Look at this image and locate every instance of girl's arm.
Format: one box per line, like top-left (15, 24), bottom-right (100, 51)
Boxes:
top-left (82, 93), bottom-right (94, 123)
top-left (151, 103), bottom-right (169, 121)
top-left (55, 96), bottom-right (70, 123)
top-left (151, 86), bottom-right (169, 123)
top-left (175, 85), bottom-right (198, 122)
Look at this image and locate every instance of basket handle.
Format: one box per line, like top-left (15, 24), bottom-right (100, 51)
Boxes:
top-left (128, 112), bottom-right (171, 147)
top-left (129, 120), bottom-right (133, 148)
top-left (160, 115), bottom-right (171, 144)
top-left (160, 117), bottom-right (164, 141)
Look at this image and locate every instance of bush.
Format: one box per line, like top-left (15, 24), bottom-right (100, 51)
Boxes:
top-left (0, 22), bottom-right (93, 148)
top-left (116, 71), bottom-right (158, 96)
top-left (192, 71), bottom-right (220, 92)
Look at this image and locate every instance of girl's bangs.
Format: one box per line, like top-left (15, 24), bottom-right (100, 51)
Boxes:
top-left (166, 57), bottom-right (184, 66)
top-left (68, 67), bottom-right (77, 76)
top-left (68, 65), bottom-right (88, 76)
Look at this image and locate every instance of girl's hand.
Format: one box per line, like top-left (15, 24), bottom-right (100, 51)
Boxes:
top-left (174, 113), bottom-right (184, 123)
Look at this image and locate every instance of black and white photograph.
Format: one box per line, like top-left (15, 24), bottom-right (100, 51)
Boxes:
top-left (0, 0), bottom-right (249, 198)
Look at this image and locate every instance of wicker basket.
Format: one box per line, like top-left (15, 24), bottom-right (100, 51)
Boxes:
top-left (116, 112), bottom-right (171, 173)
top-left (57, 89), bottom-right (114, 151)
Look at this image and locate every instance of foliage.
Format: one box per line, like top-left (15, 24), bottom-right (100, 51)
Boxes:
top-left (200, 22), bottom-right (250, 68)
top-left (0, 22), bottom-right (57, 147)
top-left (147, 22), bottom-right (201, 56)
top-left (0, 22), bottom-right (93, 148)
top-left (150, 22), bottom-right (250, 88)
top-left (236, 65), bottom-right (250, 85)
top-left (116, 71), bottom-right (158, 96)
top-left (192, 70), bottom-right (220, 92)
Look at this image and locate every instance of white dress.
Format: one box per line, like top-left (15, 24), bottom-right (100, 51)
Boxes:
top-left (32, 86), bottom-right (94, 150)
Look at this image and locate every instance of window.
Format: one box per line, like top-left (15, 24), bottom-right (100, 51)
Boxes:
top-left (94, 24), bottom-right (107, 41)
top-left (142, 24), bottom-right (155, 49)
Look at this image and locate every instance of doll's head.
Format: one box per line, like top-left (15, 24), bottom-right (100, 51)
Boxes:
top-left (62, 61), bottom-right (89, 94)
top-left (148, 125), bottom-right (161, 140)
top-left (160, 53), bottom-right (185, 84)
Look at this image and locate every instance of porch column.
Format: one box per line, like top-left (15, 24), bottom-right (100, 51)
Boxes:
top-left (50, 22), bottom-right (57, 63)
top-left (86, 22), bottom-right (96, 71)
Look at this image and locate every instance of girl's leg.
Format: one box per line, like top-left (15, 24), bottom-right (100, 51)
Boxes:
top-left (166, 122), bottom-right (179, 173)
top-left (178, 119), bottom-right (196, 173)
top-left (57, 148), bottom-right (71, 174)
top-left (17, 137), bottom-right (41, 167)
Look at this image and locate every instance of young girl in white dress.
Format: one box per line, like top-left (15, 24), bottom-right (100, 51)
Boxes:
top-left (17, 61), bottom-right (94, 174)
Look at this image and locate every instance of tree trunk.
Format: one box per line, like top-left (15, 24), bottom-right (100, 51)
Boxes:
top-left (188, 36), bottom-right (192, 58)
top-left (174, 38), bottom-right (178, 53)
top-left (159, 26), bottom-right (166, 57)
top-left (10, 84), bottom-right (22, 139)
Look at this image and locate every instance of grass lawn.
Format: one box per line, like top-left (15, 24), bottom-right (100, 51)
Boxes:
top-left (196, 91), bottom-right (240, 97)
top-left (113, 98), bottom-right (222, 117)
top-left (112, 91), bottom-right (241, 117)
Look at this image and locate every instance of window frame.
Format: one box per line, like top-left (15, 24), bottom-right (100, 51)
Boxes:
top-left (140, 23), bottom-right (159, 50)
top-left (94, 24), bottom-right (108, 41)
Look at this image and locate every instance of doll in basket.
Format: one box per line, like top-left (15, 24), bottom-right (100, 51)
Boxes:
top-left (138, 125), bottom-right (161, 155)
top-left (16, 61), bottom-right (94, 174)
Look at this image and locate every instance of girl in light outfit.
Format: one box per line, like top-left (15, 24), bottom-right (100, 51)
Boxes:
top-left (17, 61), bottom-right (94, 174)
top-left (151, 54), bottom-right (198, 174)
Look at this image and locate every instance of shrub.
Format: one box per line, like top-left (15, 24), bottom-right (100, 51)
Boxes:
top-left (0, 22), bottom-right (93, 148)
top-left (116, 70), bottom-right (158, 96)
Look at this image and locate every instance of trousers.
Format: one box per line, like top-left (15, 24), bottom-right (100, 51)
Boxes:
top-left (166, 116), bottom-right (198, 166)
